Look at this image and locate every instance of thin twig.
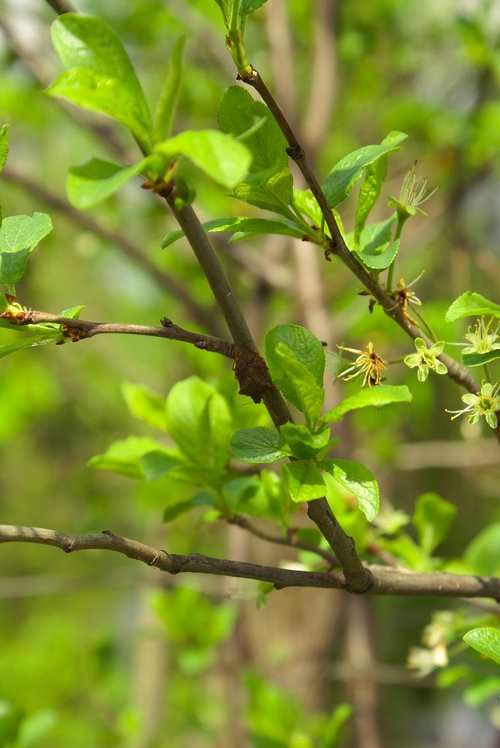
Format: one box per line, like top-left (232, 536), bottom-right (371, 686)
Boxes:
top-left (44, 0), bottom-right (77, 14)
top-left (2, 166), bottom-right (223, 336)
top-left (0, 525), bottom-right (499, 600)
top-left (6, 310), bottom-right (236, 358)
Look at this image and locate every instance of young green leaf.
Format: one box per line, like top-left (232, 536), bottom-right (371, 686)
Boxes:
top-left (322, 132), bottom-right (407, 208)
top-left (0, 335), bottom-right (58, 359)
top-left (321, 385), bottom-right (412, 424)
top-left (161, 216), bottom-right (305, 248)
top-left (48, 14), bottom-right (153, 153)
top-left (463, 523), bottom-right (500, 576)
top-left (323, 459), bottom-right (379, 521)
top-left (121, 382), bottom-right (166, 431)
top-left (230, 427), bottom-right (290, 463)
top-left (265, 324), bottom-right (325, 426)
top-left (0, 213), bottom-right (53, 288)
top-left (354, 156), bottom-right (388, 244)
top-left (141, 450), bottom-right (182, 480)
top-left (239, 0), bottom-right (268, 20)
top-left (217, 86), bottom-right (288, 172)
top-left (67, 155), bottom-right (161, 209)
top-left (154, 35), bottom-right (186, 142)
top-left (413, 492), bottom-right (456, 556)
top-left (463, 627), bottom-right (500, 666)
top-left (279, 423), bottom-right (332, 459)
top-left (88, 436), bottom-right (170, 479)
top-left (462, 349), bottom-right (500, 367)
top-left (282, 460), bottom-right (326, 503)
top-left (155, 130), bottom-right (251, 188)
top-left (232, 169), bottom-right (294, 215)
top-left (445, 292), bottom-right (500, 321)
top-left (350, 216), bottom-right (400, 271)
top-left (0, 124), bottom-right (8, 172)
top-left (212, 0), bottom-right (232, 27)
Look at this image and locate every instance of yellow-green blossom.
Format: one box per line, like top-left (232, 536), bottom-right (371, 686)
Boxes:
top-left (388, 165), bottom-right (437, 221)
top-left (338, 342), bottom-right (386, 387)
top-left (447, 381), bottom-right (500, 430)
top-left (404, 338), bottom-right (448, 382)
top-left (463, 316), bottom-right (500, 355)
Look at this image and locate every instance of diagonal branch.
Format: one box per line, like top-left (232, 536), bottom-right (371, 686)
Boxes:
top-left (0, 525), bottom-right (499, 600)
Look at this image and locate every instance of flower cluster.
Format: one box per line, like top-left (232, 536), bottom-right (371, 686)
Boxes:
top-left (404, 338), bottom-right (447, 382)
top-left (462, 316), bottom-right (500, 355)
top-left (447, 381), bottom-right (500, 430)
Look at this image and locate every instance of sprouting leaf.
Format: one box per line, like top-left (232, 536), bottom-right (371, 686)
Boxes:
top-left (462, 349), bottom-right (500, 367)
top-left (239, 0), bottom-right (268, 19)
top-left (0, 124), bottom-right (8, 172)
top-left (321, 385), bottom-right (412, 424)
top-left (279, 423), bottom-right (332, 459)
top-left (282, 460), bottom-right (326, 503)
top-left (354, 155), bottom-right (389, 244)
top-left (48, 14), bottom-right (153, 153)
top-left (231, 427), bottom-right (290, 463)
top-left (0, 213), bottom-right (53, 288)
top-left (323, 459), bottom-right (379, 520)
top-left (88, 436), bottom-right (171, 479)
top-left (350, 216), bottom-right (400, 270)
top-left (67, 155), bottom-right (161, 209)
top-left (154, 35), bottom-right (186, 142)
top-left (322, 132), bottom-right (407, 208)
top-left (161, 216), bottom-right (305, 248)
top-left (463, 627), bottom-right (500, 666)
top-left (155, 129), bottom-right (251, 188)
top-left (445, 292), bottom-right (500, 321)
top-left (121, 382), bottom-right (166, 431)
top-left (212, 0), bottom-right (232, 27)
top-left (413, 492), bottom-right (456, 556)
top-left (232, 169), bottom-right (293, 215)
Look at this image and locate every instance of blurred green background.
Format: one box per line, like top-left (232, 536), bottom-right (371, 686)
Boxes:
top-left (0, 0), bottom-right (499, 746)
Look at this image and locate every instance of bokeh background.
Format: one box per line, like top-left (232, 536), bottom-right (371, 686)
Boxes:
top-left (0, 0), bottom-right (499, 746)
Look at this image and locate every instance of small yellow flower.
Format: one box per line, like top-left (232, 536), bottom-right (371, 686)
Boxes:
top-left (447, 381), bottom-right (500, 430)
top-left (388, 164), bottom-right (437, 220)
top-left (404, 338), bottom-right (448, 382)
top-left (338, 342), bottom-right (386, 387)
top-left (463, 316), bottom-right (500, 355)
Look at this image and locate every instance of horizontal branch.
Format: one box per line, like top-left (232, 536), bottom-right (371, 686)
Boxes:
top-left (6, 310), bottom-right (235, 359)
top-left (1, 525), bottom-right (499, 600)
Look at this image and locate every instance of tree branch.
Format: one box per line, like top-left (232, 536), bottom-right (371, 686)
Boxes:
top-left (44, 0), bottom-right (77, 14)
top-left (3, 310), bottom-right (236, 358)
top-left (1, 166), bottom-right (223, 336)
top-left (0, 525), bottom-right (498, 600)
top-left (239, 69), bottom-right (481, 398)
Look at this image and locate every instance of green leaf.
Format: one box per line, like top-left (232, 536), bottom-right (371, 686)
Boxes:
top-left (293, 189), bottom-right (323, 228)
top-left (121, 382), bottom-right (166, 431)
top-left (0, 213), bottom-right (53, 288)
top-left (266, 324), bottom-right (325, 385)
top-left (353, 217), bottom-right (400, 270)
top-left (413, 492), bottom-right (456, 555)
top-left (88, 436), bottom-right (167, 479)
top-left (161, 216), bottom-right (306, 248)
top-left (464, 677), bottom-right (500, 708)
top-left (464, 523), bottom-right (500, 575)
top-left (0, 124), bottom-right (8, 172)
top-left (141, 450), bottom-right (181, 480)
top-left (265, 325), bottom-right (325, 427)
top-left (445, 292), bottom-right (500, 321)
top-left (165, 377), bottom-right (232, 471)
top-left (321, 385), bottom-right (412, 424)
top-left (279, 423), bottom-right (331, 459)
top-left (212, 0), bottom-right (232, 26)
top-left (48, 14), bottom-right (153, 152)
top-left (59, 305), bottom-right (85, 319)
top-left (463, 627), bottom-right (500, 666)
top-left (354, 156), bottom-right (388, 244)
top-left (232, 169), bottom-right (293, 215)
top-left (240, 0), bottom-right (268, 19)
top-left (67, 155), bottom-right (160, 209)
top-left (230, 427), bottom-right (290, 463)
top-left (217, 86), bottom-right (288, 172)
top-left (0, 701), bottom-right (23, 745)
top-left (282, 461), bottom-right (326, 503)
top-left (154, 35), bottom-right (186, 142)
top-left (462, 349), bottom-right (500, 367)
top-left (155, 130), bottom-right (251, 188)
top-left (17, 709), bottom-right (57, 747)
top-left (323, 459), bottom-right (379, 521)
top-left (322, 132), bottom-right (407, 208)
top-left (0, 331), bottom-right (62, 359)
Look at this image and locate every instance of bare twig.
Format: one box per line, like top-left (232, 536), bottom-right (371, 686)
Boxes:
top-left (44, 0), bottom-right (77, 14)
top-left (4, 310), bottom-right (235, 358)
top-left (0, 525), bottom-right (499, 600)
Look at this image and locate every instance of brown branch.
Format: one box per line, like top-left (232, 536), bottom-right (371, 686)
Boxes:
top-left (239, 69), bottom-right (481, 398)
top-left (0, 525), bottom-right (499, 600)
top-left (1, 166), bottom-right (223, 336)
top-left (44, 0), bottom-right (77, 13)
top-left (5, 310), bottom-right (235, 358)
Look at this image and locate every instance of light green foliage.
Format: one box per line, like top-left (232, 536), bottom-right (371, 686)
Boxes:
top-left (230, 427), bottom-right (290, 463)
top-left (463, 627), bottom-right (500, 666)
top-left (155, 129), bottom-right (252, 188)
top-left (321, 384), bottom-right (412, 424)
top-left (464, 524), bottom-right (500, 576)
top-left (322, 459), bottom-right (379, 521)
top-left (48, 14), bottom-right (153, 153)
top-left (413, 493), bottom-right (456, 556)
top-left (154, 35), bottom-right (186, 142)
top-left (350, 217), bottom-right (400, 271)
top-left (445, 292), bottom-right (500, 321)
top-left (0, 124), bottom-right (8, 173)
top-left (88, 435), bottom-right (174, 479)
top-left (282, 461), bottom-right (326, 503)
top-left (279, 423), bottom-right (332, 459)
top-left (322, 131), bottom-right (407, 208)
top-left (0, 213), bottom-right (52, 290)
top-left (265, 324), bottom-right (325, 428)
top-left (66, 155), bottom-right (162, 209)
top-left (121, 381), bottom-right (166, 431)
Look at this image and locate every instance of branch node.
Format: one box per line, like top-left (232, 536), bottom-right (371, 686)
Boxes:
top-left (285, 144), bottom-right (304, 160)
